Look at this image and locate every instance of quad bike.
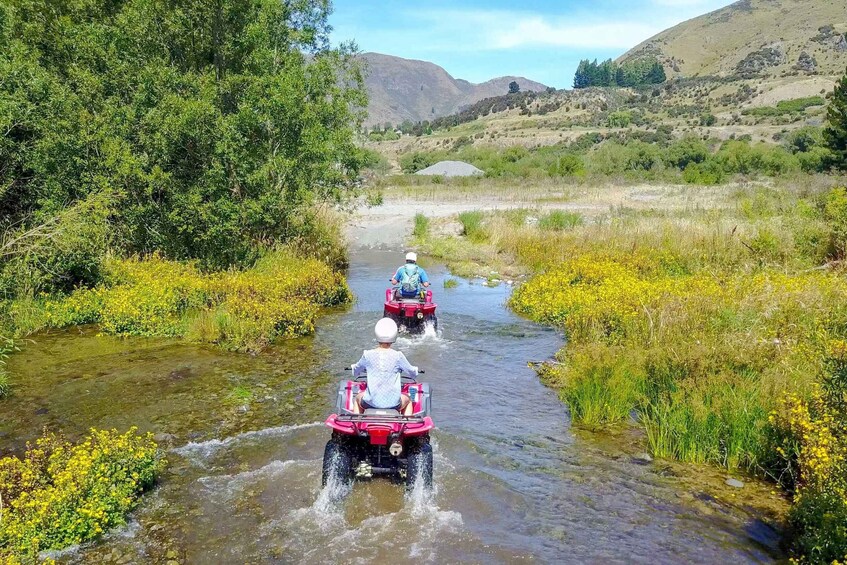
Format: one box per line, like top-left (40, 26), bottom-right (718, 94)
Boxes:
top-left (323, 370), bottom-right (434, 490)
top-left (382, 287), bottom-right (437, 334)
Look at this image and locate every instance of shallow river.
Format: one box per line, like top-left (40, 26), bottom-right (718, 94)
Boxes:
top-left (2, 249), bottom-right (780, 563)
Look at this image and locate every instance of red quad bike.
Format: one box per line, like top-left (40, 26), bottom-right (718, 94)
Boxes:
top-left (323, 370), bottom-right (434, 490)
top-left (382, 287), bottom-right (437, 334)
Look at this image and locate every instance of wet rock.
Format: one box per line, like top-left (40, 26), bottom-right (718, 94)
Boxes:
top-left (153, 432), bottom-right (176, 444)
top-left (169, 367), bottom-right (194, 380)
top-left (632, 452), bottom-right (653, 465)
top-left (725, 478), bottom-right (745, 488)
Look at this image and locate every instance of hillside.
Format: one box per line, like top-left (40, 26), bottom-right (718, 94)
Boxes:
top-left (621, 0), bottom-right (847, 79)
top-left (361, 52), bottom-right (548, 127)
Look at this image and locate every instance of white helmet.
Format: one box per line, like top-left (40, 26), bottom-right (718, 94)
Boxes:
top-left (374, 317), bottom-right (398, 343)
top-left (405, 252), bottom-right (417, 263)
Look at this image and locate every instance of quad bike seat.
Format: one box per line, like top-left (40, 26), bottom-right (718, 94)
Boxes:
top-left (363, 408), bottom-right (401, 416)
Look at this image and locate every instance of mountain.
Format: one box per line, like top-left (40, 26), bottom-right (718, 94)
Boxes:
top-left (620, 0), bottom-right (847, 79)
top-left (360, 52), bottom-right (549, 127)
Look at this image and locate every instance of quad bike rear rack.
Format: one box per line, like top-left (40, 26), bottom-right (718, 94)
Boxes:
top-left (335, 414), bottom-right (427, 424)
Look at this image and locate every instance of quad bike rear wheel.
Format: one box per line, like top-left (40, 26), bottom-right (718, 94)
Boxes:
top-left (424, 314), bottom-right (438, 331)
top-left (406, 440), bottom-right (433, 490)
top-left (322, 437), bottom-right (353, 488)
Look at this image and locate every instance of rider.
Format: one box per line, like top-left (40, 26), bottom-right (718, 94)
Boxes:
top-left (352, 318), bottom-right (419, 415)
top-left (391, 252), bottom-right (430, 299)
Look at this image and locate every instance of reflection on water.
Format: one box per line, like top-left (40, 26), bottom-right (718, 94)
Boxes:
top-left (2, 249), bottom-right (782, 563)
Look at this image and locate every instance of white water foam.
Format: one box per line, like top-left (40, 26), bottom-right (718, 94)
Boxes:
top-left (197, 459), bottom-right (299, 495)
top-left (172, 422), bottom-right (322, 459)
top-left (395, 322), bottom-right (447, 350)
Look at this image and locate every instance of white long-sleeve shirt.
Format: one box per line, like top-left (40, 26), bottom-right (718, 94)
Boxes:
top-left (352, 348), bottom-right (418, 408)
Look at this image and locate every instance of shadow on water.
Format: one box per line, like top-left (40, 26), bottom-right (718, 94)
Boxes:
top-left (2, 248), bottom-right (783, 563)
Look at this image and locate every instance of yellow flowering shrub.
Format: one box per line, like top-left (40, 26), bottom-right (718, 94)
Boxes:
top-left (768, 386), bottom-right (847, 563)
top-left (0, 429), bottom-right (162, 560)
top-left (514, 253), bottom-right (847, 473)
top-left (43, 250), bottom-right (350, 350)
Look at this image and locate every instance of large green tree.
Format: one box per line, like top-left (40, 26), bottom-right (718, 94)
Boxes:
top-left (824, 67), bottom-right (847, 170)
top-left (0, 0), bottom-right (366, 277)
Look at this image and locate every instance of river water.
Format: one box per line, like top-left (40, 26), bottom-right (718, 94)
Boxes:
top-left (1, 249), bottom-right (781, 563)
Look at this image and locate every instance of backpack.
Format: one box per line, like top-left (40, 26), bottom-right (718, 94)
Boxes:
top-left (399, 264), bottom-right (421, 294)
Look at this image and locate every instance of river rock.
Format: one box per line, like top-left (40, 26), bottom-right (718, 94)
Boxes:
top-left (153, 432), bottom-right (176, 444)
top-left (632, 452), bottom-right (653, 464)
top-left (725, 478), bottom-right (745, 488)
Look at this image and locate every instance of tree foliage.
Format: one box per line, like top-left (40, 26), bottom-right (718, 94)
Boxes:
top-left (574, 58), bottom-right (666, 89)
top-left (0, 0), bottom-right (366, 284)
top-left (824, 67), bottom-right (847, 170)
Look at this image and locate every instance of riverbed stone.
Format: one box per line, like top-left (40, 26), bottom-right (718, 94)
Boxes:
top-left (632, 452), bottom-right (653, 464)
top-left (725, 478), bottom-right (745, 488)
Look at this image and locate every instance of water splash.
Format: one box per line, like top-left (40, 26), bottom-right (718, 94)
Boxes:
top-left (172, 422), bottom-right (323, 459)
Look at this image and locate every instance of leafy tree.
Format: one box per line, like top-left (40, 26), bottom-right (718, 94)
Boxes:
top-left (509, 81), bottom-right (520, 94)
top-left (824, 67), bottom-right (847, 170)
top-left (0, 0), bottom-right (366, 282)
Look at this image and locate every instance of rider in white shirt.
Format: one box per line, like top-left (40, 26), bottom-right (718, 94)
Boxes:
top-left (352, 318), bottom-right (418, 415)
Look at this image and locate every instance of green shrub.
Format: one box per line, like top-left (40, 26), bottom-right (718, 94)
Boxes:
top-left (400, 152), bottom-right (437, 173)
top-left (413, 213), bottom-right (430, 238)
top-left (824, 186), bottom-right (847, 259)
top-left (443, 278), bottom-right (459, 289)
top-left (607, 111), bottom-right (632, 128)
top-left (742, 96), bottom-right (826, 117)
top-left (458, 211), bottom-right (486, 242)
top-left (538, 210), bottom-right (583, 231)
top-left (365, 190), bottom-right (384, 207)
top-left (548, 153), bottom-right (585, 176)
top-left (664, 137), bottom-right (710, 170)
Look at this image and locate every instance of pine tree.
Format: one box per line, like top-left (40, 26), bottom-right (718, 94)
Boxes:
top-left (646, 61), bottom-right (667, 84)
top-left (573, 60), bottom-right (590, 89)
top-left (824, 67), bottom-right (847, 170)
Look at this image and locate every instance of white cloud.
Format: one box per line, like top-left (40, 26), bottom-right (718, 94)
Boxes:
top-left (491, 17), bottom-right (662, 50)
top-left (407, 9), bottom-right (678, 52)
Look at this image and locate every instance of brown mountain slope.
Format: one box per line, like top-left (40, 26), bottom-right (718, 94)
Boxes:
top-left (361, 52), bottom-right (548, 127)
top-left (620, 0), bottom-right (847, 78)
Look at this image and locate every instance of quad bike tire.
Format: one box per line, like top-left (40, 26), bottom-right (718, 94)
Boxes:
top-left (424, 314), bottom-right (438, 331)
top-left (322, 437), bottom-right (353, 487)
top-left (406, 440), bottom-right (433, 490)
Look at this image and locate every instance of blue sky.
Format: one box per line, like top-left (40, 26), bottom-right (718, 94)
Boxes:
top-left (329, 0), bottom-right (734, 88)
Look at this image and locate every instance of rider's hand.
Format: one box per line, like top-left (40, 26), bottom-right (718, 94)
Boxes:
top-left (391, 278), bottom-right (398, 285)
top-left (423, 281), bottom-right (430, 287)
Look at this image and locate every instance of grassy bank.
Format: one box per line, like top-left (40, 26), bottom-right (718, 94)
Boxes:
top-left (1, 250), bottom-right (350, 353)
top-left (414, 184), bottom-right (847, 563)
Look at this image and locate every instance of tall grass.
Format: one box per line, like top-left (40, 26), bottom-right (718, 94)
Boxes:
top-left (538, 210), bottom-right (583, 231)
top-left (412, 213), bottom-right (430, 238)
top-left (457, 211), bottom-right (486, 242)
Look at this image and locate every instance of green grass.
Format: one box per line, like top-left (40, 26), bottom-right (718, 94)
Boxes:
top-left (412, 213), bottom-right (430, 238)
top-left (0, 369), bottom-right (9, 398)
top-left (538, 210), bottom-right (584, 231)
top-left (457, 210), bottom-right (486, 242)
top-left (443, 277), bottom-right (459, 288)
top-left (225, 385), bottom-right (254, 404)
